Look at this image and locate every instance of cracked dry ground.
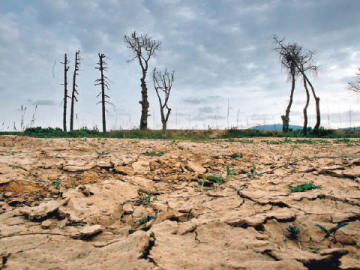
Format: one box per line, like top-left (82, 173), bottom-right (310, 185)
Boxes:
top-left (0, 136), bottom-right (360, 270)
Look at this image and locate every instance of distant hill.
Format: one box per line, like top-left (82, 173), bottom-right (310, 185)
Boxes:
top-left (340, 127), bottom-right (360, 131)
top-left (249, 124), bottom-right (303, 131)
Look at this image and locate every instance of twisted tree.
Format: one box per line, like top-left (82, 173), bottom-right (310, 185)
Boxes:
top-left (61, 53), bottom-right (70, 132)
top-left (152, 67), bottom-right (174, 134)
top-left (95, 53), bottom-right (111, 133)
top-left (274, 36), bottom-right (301, 132)
top-left (124, 31), bottom-right (161, 130)
top-left (70, 50), bottom-right (80, 131)
top-left (274, 36), bottom-right (320, 133)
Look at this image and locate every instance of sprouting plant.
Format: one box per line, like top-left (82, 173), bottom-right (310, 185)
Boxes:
top-left (289, 182), bottom-right (321, 193)
top-left (208, 175), bottom-right (224, 184)
top-left (138, 215), bottom-right (155, 225)
top-left (72, 179), bottom-right (76, 188)
top-left (140, 193), bottom-right (156, 205)
top-left (11, 166), bottom-right (20, 170)
top-left (96, 151), bottom-right (109, 158)
top-left (226, 165), bottom-right (237, 178)
top-left (315, 222), bottom-right (349, 247)
top-left (144, 150), bottom-right (164, 156)
top-left (287, 225), bottom-right (300, 240)
top-left (230, 153), bottom-right (241, 159)
top-left (248, 163), bottom-right (263, 178)
top-left (55, 180), bottom-right (61, 190)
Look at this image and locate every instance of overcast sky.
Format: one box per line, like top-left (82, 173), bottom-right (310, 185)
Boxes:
top-left (1, 0), bottom-right (360, 130)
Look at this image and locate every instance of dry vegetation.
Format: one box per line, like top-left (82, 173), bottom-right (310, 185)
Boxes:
top-left (0, 135), bottom-right (360, 269)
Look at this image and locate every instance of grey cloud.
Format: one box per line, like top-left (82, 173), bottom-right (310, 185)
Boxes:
top-left (27, 99), bottom-right (56, 106)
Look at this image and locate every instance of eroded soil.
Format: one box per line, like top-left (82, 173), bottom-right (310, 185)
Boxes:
top-left (0, 136), bottom-right (360, 270)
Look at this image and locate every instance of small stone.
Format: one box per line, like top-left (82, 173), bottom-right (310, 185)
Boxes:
top-left (123, 203), bottom-right (134, 214)
top-left (185, 161), bottom-right (206, 174)
top-left (41, 220), bottom-right (52, 229)
top-left (114, 165), bottom-right (135, 176)
top-left (80, 225), bottom-right (103, 238)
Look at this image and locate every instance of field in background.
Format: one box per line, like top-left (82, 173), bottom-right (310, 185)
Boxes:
top-left (1, 126), bottom-right (360, 139)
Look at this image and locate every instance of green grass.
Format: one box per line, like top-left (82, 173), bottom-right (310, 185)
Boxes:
top-left (144, 150), bottom-right (164, 156)
top-left (289, 182), bottom-right (321, 193)
top-left (1, 126), bottom-right (360, 140)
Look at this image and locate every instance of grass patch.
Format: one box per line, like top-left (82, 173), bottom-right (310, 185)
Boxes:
top-left (144, 150), bottom-right (164, 156)
top-left (289, 182), bottom-right (321, 193)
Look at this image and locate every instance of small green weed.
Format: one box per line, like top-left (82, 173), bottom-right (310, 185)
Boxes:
top-left (315, 222), bottom-right (348, 239)
top-left (248, 163), bottom-right (263, 178)
top-left (140, 193), bottom-right (157, 205)
top-left (138, 215), bottom-right (155, 225)
top-left (287, 225), bottom-right (300, 240)
top-left (289, 182), bottom-right (321, 193)
top-left (230, 153), bottom-right (242, 159)
top-left (55, 180), bottom-right (61, 190)
top-left (316, 222), bottom-right (349, 247)
top-left (11, 166), bottom-right (20, 170)
top-left (144, 150), bottom-right (164, 156)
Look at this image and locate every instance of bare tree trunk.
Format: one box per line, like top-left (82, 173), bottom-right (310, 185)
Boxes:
top-left (70, 51), bottom-right (80, 132)
top-left (302, 73), bottom-right (320, 132)
top-left (95, 53), bottom-right (110, 133)
top-left (302, 76), bottom-right (310, 135)
top-left (99, 54), bottom-right (106, 132)
top-left (140, 76), bottom-right (149, 130)
top-left (62, 53), bottom-right (69, 132)
top-left (282, 70), bottom-right (296, 132)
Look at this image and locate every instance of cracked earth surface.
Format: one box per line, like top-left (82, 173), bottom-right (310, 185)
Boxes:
top-left (0, 136), bottom-right (360, 269)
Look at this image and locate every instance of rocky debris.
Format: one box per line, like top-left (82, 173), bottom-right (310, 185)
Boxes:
top-left (79, 225), bottom-right (103, 239)
top-left (185, 160), bottom-right (206, 174)
top-left (113, 165), bottom-right (135, 176)
top-left (20, 198), bottom-right (69, 221)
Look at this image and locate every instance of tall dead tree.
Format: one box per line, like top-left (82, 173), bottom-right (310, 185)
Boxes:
top-left (152, 67), bottom-right (174, 134)
top-left (348, 67), bottom-right (360, 93)
top-left (70, 50), bottom-right (80, 131)
top-left (95, 53), bottom-right (110, 133)
top-left (61, 53), bottom-right (70, 132)
top-left (124, 31), bottom-right (161, 130)
top-left (274, 36), bottom-right (320, 133)
top-left (274, 36), bottom-right (301, 132)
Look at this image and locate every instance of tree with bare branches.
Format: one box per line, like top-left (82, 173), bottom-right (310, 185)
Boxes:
top-left (274, 36), bottom-right (301, 132)
top-left (153, 67), bottom-right (174, 134)
top-left (124, 31), bottom-right (161, 130)
top-left (95, 53), bottom-right (111, 133)
top-left (274, 36), bottom-right (320, 133)
top-left (348, 67), bottom-right (360, 93)
top-left (61, 53), bottom-right (70, 132)
top-left (70, 50), bottom-right (80, 131)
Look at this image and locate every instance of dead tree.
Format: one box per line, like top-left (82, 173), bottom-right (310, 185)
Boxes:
top-left (70, 50), bottom-right (80, 131)
top-left (95, 53), bottom-right (111, 133)
top-left (274, 36), bottom-right (301, 132)
top-left (274, 36), bottom-right (320, 133)
top-left (348, 67), bottom-right (360, 93)
top-left (61, 53), bottom-right (70, 132)
top-left (152, 67), bottom-right (174, 134)
top-left (302, 77), bottom-right (310, 134)
top-left (124, 31), bottom-right (161, 130)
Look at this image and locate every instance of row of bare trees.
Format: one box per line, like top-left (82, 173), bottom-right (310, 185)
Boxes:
top-left (274, 36), bottom-right (321, 134)
top-left (60, 31), bottom-right (175, 134)
top-left (61, 50), bottom-right (80, 132)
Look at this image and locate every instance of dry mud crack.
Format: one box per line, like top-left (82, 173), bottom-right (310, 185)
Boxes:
top-left (0, 136), bottom-right (360, 269)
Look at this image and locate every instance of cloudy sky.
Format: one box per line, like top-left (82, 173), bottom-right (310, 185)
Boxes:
top-left (1, 0), bottom-right (360, 130)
